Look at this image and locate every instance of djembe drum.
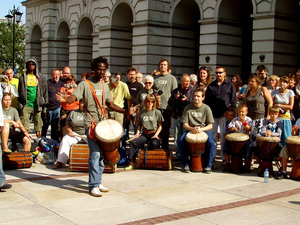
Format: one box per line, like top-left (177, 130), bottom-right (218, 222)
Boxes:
top-left (225, 133), bottom-right (249, 173)
top-left (185, 131), bottom-right (208, 172)
top-left (257, 136), bottom-right (280, 177)
top-left (286, 136), bottom-right (300, 180)
top-left (95, 119), bottom-right (123, 166)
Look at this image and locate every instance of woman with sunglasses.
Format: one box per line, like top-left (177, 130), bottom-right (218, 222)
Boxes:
top-left (196, 66), bottom-right (212, 91)
top-left (125, 94), bottom-right (164, 170)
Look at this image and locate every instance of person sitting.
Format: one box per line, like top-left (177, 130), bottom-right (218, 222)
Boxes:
top-left (179, 89), bottom-right (215, 173)
top-left (223, 105), bottom-right (252, 172)
top-left (256, 107), bottom-right (282, 175)
top-left (54, 99), bottom-right (85, 168)
top-left (1, 93), bottom-right (32, 153)
top-left (125, 94), bottom-right (163, 170)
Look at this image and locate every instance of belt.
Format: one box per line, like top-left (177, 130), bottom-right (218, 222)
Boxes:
top-left (143, 130), bottom-right (156, 134)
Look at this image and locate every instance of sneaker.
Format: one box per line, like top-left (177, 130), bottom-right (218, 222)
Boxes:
top-left (99, 184), bottom-right (110, 192)
top-left (0, 183), bottom-right (12, 190)
top-left (89, 187), bottom-right (102, 197)
top-left (181, 164), bottom-right (190, 173)
top-left (203, 167), bottom-right (212, 174)
top-left (125, 165), bottom-right (134, 170)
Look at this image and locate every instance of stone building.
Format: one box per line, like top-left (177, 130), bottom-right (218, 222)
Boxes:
top-left (22, 0), bottom-right (300, 81)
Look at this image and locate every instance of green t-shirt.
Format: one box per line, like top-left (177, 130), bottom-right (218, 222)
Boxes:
top-left (137, 109), bottom-right (164, 132)
top-left (26, 74), bottom-right (38, 108)
top-left (73, 78), bottom-right (113, 128)
top-left (137, 89), bottom-right (154, 110)
top-left (66, 110), bottom-right (85, 135)
top-left (2, 107), bottom-right (20, 129)
top-left (154, 74), bottom-right (178, 110)
top-left (181, 103), bottom-right (214, 128)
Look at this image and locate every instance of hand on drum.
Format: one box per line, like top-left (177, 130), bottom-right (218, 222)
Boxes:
top-left (265, 130), bottom-right (272, 137)
top-left (292, 125), bottom-right (299, 136)
top-left (192, 126), bottom-right (202, 134)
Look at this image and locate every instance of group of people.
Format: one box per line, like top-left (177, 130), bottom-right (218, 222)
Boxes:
top-left (0, 56), bottom-right (299, 196)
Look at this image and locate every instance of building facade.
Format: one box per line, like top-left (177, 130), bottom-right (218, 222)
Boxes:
top-left (23, 0), bottom-right (300, 81)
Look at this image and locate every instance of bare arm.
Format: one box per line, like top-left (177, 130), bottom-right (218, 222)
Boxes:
top-left (262, 87), bottom-right (273, 118)
top-left (274, 96), bottom-right (294, 111)
top-left (183, 122), bottom-right (213, 133)
top-left (152, 122), bottom-right (162, 139)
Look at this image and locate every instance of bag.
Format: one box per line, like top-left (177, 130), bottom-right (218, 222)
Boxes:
top-left (37, 136), bottom-right (59, 152)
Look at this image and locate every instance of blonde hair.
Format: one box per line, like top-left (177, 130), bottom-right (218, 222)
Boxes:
top-left (144, 94), bottom-right (157, 110)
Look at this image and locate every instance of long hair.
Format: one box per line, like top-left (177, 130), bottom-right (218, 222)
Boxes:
top-left (144, 94), bottom-right (157, 111)
top-left (196, 66), bottom-right (212, 88)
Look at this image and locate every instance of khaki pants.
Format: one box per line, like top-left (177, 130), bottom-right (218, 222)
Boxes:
top-left (108, 110), bottom-right (124, 127)
top-left (21, 106), bottom-right (43, 132)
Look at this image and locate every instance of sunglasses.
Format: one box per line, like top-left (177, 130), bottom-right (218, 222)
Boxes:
top-left (199, 66), bottom-right (208, 71)
top-left (147, 100), bottom-right (155, 103)
top-left (215, 71), bottom-right (224, 74)
top-left (145, 82), bottom-right (152, 84)
top-left (28, 63), bottom-right (35, 66)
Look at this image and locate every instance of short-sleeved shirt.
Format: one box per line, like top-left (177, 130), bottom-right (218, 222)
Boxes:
top-left (26, 74), bottom-right (38, 108)
top-left (154, 73), bottom-right (178, 110)
top-left (2, 107), bottom-right (20, 129)
top-left (228, 116), bottom-right (252, 134)
top-left (181, 103), bottom-right (214, 128)
top-left (272, 89), bottom-right (295, 106)
top-left (126, 81), bottom-right (144, 106)
top-left (109, 81), bottom-right (131, 108)
top-left (137, 89), bottom-right (154, 110)
top-left (66, 110), bottom-right (85, 135)
top-left (73, 77), bottom-right (113, 128)
top-left (9, 78), bottom-right (19, 109)
top-left (137, 109), bottom-right (164, 132)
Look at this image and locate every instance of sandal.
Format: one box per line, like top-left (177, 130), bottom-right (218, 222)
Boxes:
top-left (2, 149), bottom-right (12, 154)
top-left (53, 162), bottom-right (65, 169)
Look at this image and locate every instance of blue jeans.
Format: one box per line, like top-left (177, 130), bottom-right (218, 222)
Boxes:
top-left (42, 107), bottom-right (61, 141)
top-left (85, 128), bottom-right (104, 190)
top-left (0, 132), bottom-right (6, 186)
top-left (179, 131), bottom-right (216, 169)
top-left (174, 117), bottom-right (183, 158)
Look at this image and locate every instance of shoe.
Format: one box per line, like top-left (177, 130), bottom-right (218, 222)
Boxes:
top-left (3, 149), bottom-right (12, 154)
top-left (181, 164), bottom-right (190, 173)
top-left (125, 165), bottom-right (134, 170)
top-left (99, 184), bottom-right (110, 192)
top-left (223, 163), bottom-right (230, 172)
top-left (203, 167), bottom-right (212, 174)
top-left (89, 187), bottom-right (102, 197)
top-left (0, 183), bottom-right (12, 190)
top-left (275, 171), bottom-right (288, 180)
top-left (53, 162), bottom-right (65, 169)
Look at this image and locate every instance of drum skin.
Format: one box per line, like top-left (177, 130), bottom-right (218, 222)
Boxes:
top-left (95, 119), bottom-right (123, 152)
top-left (136, 149), bottom-right (173, 170)
top-left (69, 144), bottom-right (117, 173)
top-left (257, 136), bottom-right (280, 160)
top-left (185, 131), bottom-right (208, 172)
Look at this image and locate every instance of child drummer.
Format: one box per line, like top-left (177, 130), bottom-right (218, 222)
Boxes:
top-left (125, 94), bottom-right (164, 170)
top-left (256, 107), bottom-right (283, 174)
top-left (223, 105), bottom-right (252, 171)
top-left (179, 89), bottom-right (215, 173)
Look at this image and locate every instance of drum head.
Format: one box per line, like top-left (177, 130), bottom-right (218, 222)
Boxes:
top-left (286, 136), bottom-right (300, 145)
top-left (95, 119), bottom-right (123, 143)
top-left (225, 133), bottom-right (249, 142)
top-left (257, 136), bottom-right (280, 143)
top-left (185, 131), bottom-right (208, 144)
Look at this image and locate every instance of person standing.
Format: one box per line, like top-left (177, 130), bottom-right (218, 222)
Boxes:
top-left (60, 66), bottom-right (72, 83)
top-left (18, 58), bottom-right (48, 137)
top-left (42, 68), bottom-right (65, 141)
top-left (56, 56), bottom-right (135, 197)
top-left (205, 66), bottom-right (236, 159)
top-left (3, 68), bottom-right (19, 109)
top-left (168, 74), bottom-right (194, 159)
top-left (154, 59), bottom-right (178, 149)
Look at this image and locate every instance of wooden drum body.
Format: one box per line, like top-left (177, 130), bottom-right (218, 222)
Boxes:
top-left (136, 149), bottom-right (173, 170)
top-left (3, 151), bottom-right (32, 170)
top-left (95, 119), bottom-right (123, 166)
top-left (286, 136), bottom-right (300, 180)
top-left (69, 144), bottom-right (116, 173)
top-left (185, 132), bottom-right (208, 172)
top-left (257, 136), bottom-right (280, 176)
top-left (226, 133), bottom-right (249, 173)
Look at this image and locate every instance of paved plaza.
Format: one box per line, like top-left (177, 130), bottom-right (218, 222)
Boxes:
top-left (1, 154), bottom-right (300, 224)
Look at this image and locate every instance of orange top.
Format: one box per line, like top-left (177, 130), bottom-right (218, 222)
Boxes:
top-left (60, 87), bottom-right (79, 111)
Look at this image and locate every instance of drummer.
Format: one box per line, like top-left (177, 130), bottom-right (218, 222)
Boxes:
top-left (56, 56), bottom-right (136, 197)
top-left (125, 94), bottom-right (164, 170)
top-left (223, 105), bottom-right (252, 171)
top-left (179, 89), bottom-right (215, 173)
top-left (256, 107), bottom-right (283, 173)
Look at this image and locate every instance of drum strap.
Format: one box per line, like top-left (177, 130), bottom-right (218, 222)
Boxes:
top-left (86, 80), bottom-right (106, 119)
